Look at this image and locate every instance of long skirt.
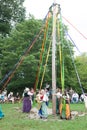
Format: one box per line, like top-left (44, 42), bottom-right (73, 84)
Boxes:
top-left (37, 102), bottom-right (42, 117)
top-left (41, 102), bottom-right (48, 118)
top-left (56, 98), bottom-right (60, 114)
top-left (59, 103), bottom-right (71, 119)
top-left (23, 97), bottom-right (31, 113)
top-left (0, 107), bottom-right (4, 119)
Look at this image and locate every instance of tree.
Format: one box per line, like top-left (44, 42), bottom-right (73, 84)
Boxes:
top-left (0, 0), bottom-right (25, 36)
top-left (0, 17), bottom-right (43, 93)
top-left (74, 53), bottom-right (87, 93)
top-left (0, 16), bottom-right (75, 94)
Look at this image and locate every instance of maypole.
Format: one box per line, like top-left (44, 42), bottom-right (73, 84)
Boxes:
top-left (52, 0), bottom-right (57, 115)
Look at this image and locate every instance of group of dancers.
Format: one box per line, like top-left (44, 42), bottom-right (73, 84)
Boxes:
top-left (22, 87), bottom-right (71, 120)
top-left (22, 87), bottom-right (49, 119)
top-left (55, 88), bottom-right (71, 119)
top-left (0, 86), bottom-right (71, 120)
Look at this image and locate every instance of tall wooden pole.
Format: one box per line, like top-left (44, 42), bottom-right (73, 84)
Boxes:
top-left (52, 0), bottom-right (57, 115)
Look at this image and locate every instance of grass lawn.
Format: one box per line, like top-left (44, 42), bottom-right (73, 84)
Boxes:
top-left (0, 102), bottom-right (87, 130)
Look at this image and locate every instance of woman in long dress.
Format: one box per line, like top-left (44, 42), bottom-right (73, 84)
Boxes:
top-left (40, 89), bottom-right (48, 119)
top-left (36, 89), bottom-right (48, 119)
top-left (56, 88), bottom-right (62, 115)
top-left (59, 90), bottom-right (71, 119)
top-left (22, 88), bottom-right (32, 113)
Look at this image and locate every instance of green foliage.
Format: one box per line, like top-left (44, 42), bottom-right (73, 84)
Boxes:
top-left (0, 15), bottom-right (81, 94)
top-left (0, 0), bottom-right (25, 36)
top-left (0, 18), bottom-right (43, 93)
top-left (74, 53), bottom-right (87, 93)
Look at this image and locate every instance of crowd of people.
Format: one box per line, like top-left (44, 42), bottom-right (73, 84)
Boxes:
top-left (0, 86), bottom-right (87, 120)
top-left (0, 89), bottom-right (20, 104)
top-left (22, 86), bottom-right (71, 119)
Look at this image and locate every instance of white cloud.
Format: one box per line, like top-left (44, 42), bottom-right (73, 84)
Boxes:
top-left (24, 0), bottom-right (87, 55)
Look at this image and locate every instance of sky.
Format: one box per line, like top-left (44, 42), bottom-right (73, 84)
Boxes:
top-left (23, 0), bottom-right (87, 56)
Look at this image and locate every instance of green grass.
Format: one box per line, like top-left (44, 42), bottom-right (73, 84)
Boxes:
top-left (0, 102), bottom-right (87, 130)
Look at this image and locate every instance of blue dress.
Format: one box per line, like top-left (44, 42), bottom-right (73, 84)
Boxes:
top-left (0, 106), bottom-right (4, 119)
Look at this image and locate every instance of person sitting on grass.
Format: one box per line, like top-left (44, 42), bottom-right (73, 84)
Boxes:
top-left (72, 91), bottom-right (79, 103)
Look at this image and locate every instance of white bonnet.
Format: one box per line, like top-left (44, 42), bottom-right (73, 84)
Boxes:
top-left (25, 88), bottom-right (29, 92)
